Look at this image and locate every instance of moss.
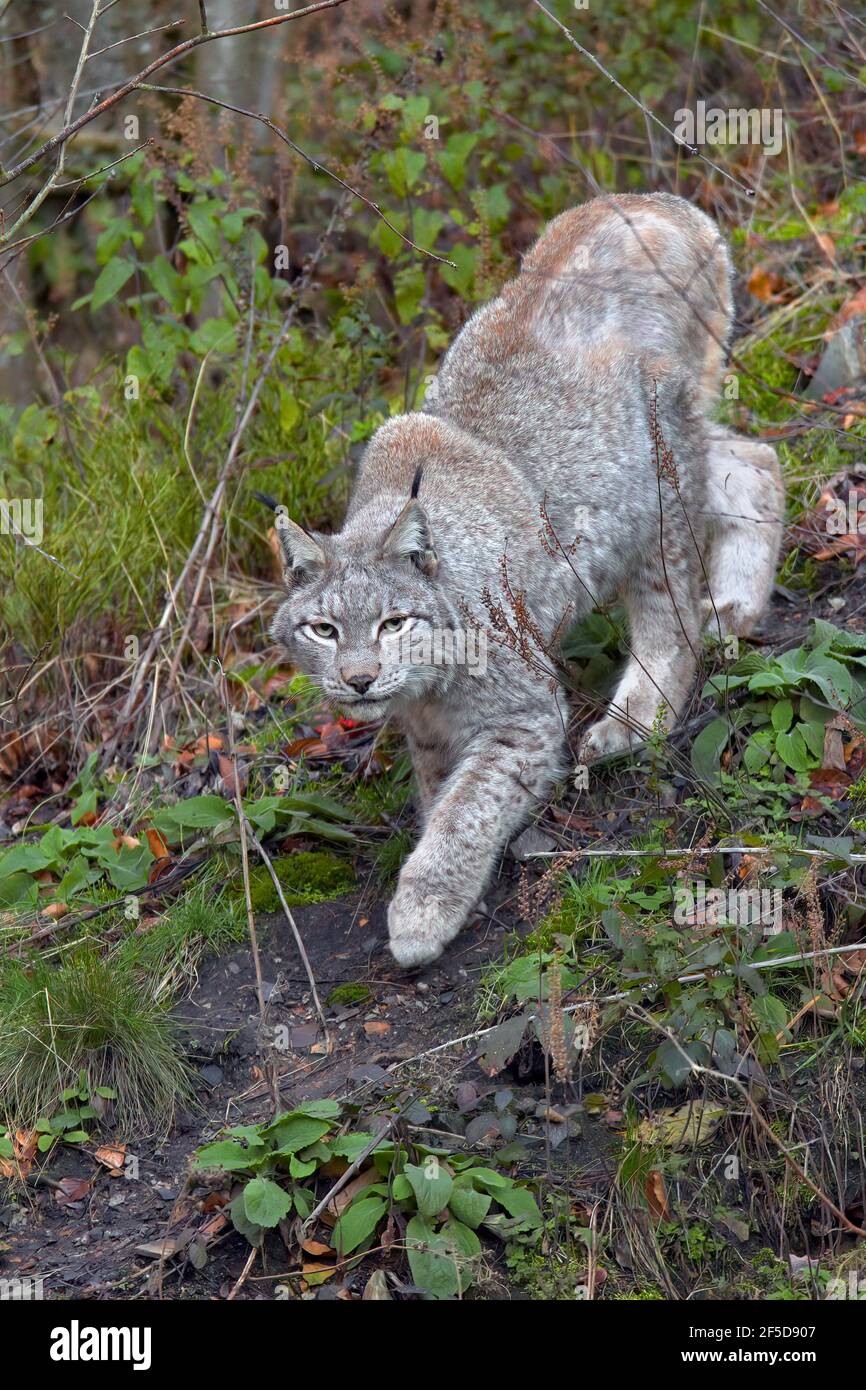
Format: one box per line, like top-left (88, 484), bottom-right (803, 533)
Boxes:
top-left (234, 851), bottom-right (356, 912)
top-left (326, 982), bottom-right (373, 1007)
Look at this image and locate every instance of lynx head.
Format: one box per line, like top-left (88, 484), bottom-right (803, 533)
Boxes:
top-left (270, 487), bottom-right (458, 719)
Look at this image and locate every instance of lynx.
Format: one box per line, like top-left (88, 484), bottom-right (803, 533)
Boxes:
top-left (272, 193), bottom-right (784, 967)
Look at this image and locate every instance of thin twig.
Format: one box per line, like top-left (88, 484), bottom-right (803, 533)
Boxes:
top-left (226, 1243), bottom-right (257, 1300)
top-left (530, 0), bottom-right (756, 194)
top-left (238, 812), bottom-right (328, 1033)
top-left (303, 1114), bottom-right (398, 1229)
top-left (137, 83), bottom-right (455, 267)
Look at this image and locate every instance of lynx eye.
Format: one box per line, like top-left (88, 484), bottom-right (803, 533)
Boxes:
top-left (308, 621), bottom-right (337, 640)
top-left (379, 615), bottom-right (408, 635)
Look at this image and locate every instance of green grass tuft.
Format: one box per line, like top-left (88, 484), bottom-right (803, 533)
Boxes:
top-left (0, 949), bottom-right (193, 1135)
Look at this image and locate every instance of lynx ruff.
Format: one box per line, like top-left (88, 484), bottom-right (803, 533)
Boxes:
top-left (272, 193), bottom-right (784, 968)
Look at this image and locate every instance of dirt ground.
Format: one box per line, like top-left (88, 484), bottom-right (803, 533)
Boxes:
top-left (2, 563), bottom-right (864, 1300)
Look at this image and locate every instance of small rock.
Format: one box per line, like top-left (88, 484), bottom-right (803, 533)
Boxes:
top-left (199, 1064), bottom-right (223, 1086)
top-left (510, 826), bottom-right (556, 861)
top-left (363, 1270), bottom-right (393, 1301)
top-left (805, 320), bottom-right (866, 400)
top-left (154, 1186), bottom-right (177, 1202)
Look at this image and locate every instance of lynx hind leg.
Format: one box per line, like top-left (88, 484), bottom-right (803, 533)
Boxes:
top-left (703, 430), bottom-right (784, 639)
top-left (580, 555), bottom-right (701, 762)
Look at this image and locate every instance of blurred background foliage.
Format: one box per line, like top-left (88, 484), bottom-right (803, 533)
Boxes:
top-left (0, 0), bottom-right (863, 686)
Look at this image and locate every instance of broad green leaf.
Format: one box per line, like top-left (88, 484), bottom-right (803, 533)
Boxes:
top-left (771, 699), bottom-right (793, 733)
top-left (91, 257), bottom-right (135, 312)
top-left (437, 132), bottom-right (479, 189)
top-left (0, 871), bottom-right (38, 910)
top-left (775, 728), bottom-right (810, 772)
top-left (491, 1184), bottom-right (542, 1227)
top-left (195, 1140), bottom-right (258, 1172)
top-left (404, 1159), bottom-right (453, 1217)
top-left (230, 1192), bottom-right (264, 1246)
top-left (690, 715), bottom-right (730, 784)
top-left (382, 146), bottom-right (426, 196)
top-left (268, 1115), bottom-right (333, 1155)
top-left (243, 1176), bottom-right (292, 1228)
top-left (448, 1182), bottom-right (492, 1228)
top-left (333, 1195), bottom-right (387, 1255)
top-left (154, 795), bottom-right (235, 836)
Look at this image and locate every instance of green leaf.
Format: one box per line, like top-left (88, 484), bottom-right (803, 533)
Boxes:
top-left (145, 255), bottom-right (186, 314)
top-left (775, 728), bottom-right (810, 772)
top-left (405, 1215), bottom-right (457, 1299)
top-left (394, 264), bottom-right (426, 324)
top-left (153, 795), bottom-right (235, 836)
top-left (187, 202), bottom-right (222, 259)
top-left (771, 699), bottom-right (793, 733)
top-left (798, 721), bottom-right (825, 761)
top-left (405, 1215), bottom-right (481, 1298)
top-left (448, 1182), bottom-right (492, 1228)
top-left (333, 1195), bottom-right (387, 1255)
top-left (439, 242), bottom-right (476, 297)
top-left (268, 1114), bottom-right (333, 1155)
top-left (230, 1192), bottom-right (264, 1246)
top-left (382, 146), bottom-right (426, 196)
top-left (403, 1159), bottom-right (453, 1217)
top-left (243, 1176), bottom-right (292, 1228)
top-left (744, 736), bottom-right (772, 774)
top-left (190, 318), bottom-right (236, 355)
top-left (690, 716), bottom-right (730, 784)
top-left (91, 257), bottom-right (135, 312)
top-left (195, 1140), bottom-right (258, 1172)
top-left (463, 1166), bottom-right (511, 1192)
top-left (437, 132), bottom-right (479, 189)
top-left (328, 1132), bottom-right (378, 1161)
top-left (491, 1183), bottom-right (542, 1227)
top-left (0, 872), bottom-right (38, 910)
top-left (282, 1098), bottom-right (342, 1120)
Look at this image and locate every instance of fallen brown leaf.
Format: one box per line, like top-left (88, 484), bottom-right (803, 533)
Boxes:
top-left (94, 1143), bottom-right (126, 1173)
top-left (363, 1020), bottom-right (391, 1038)
top-left (301, 1238), bottom-right (333, 1257)
top-left (645, 1169), bottom-right (669, 1224)
top-left (54, 1176), bottom-right (93, 1206)
top-left (144, 828), bottom-right (169, 860)
top-left (747, 265), bottom-right (786, 302)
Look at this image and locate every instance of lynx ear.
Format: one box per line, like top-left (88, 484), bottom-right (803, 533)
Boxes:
top-left (381, 499), bottom-right (438, 577)
top-left (275, 513), bottom-right (326, 585)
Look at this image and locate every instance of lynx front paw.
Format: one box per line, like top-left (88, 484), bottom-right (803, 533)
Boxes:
top-left (701, 596), bottom-right (760, 640)
top-left (387, 878), bottom-right (466, 968)
top-left (579, 714), bottom-right (636, 763)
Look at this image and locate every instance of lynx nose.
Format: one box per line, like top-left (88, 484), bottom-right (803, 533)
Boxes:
top-left (342, 666), bottom-right (380, 694)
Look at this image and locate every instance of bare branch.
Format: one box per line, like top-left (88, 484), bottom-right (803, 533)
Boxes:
top-left (3, 0), bottom-right (102, 242)
top-left (88, 18), bottom-right (185, 61)
top-left (0, 0), bottom-right (354, 199)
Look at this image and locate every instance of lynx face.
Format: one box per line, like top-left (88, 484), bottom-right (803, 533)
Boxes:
top-left (271, 502), bottom-right (459, 720)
